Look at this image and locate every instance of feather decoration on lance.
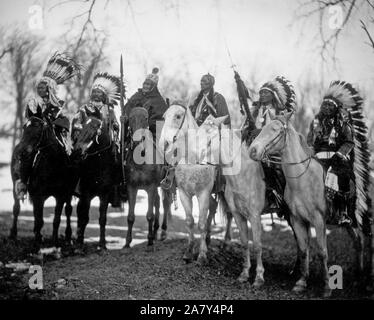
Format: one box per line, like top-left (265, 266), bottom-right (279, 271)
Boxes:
top-left (323, 80), bottom-right (372, 234)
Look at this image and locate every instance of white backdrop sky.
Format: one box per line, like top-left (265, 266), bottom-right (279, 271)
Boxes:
top-left (0, 0), bottom-right (373, 102)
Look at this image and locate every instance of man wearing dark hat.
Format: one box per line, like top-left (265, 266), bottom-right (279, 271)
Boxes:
top-left (190, 73), bottom-right (231, 127)
top-left (124, 67), bottom-right (168, 138)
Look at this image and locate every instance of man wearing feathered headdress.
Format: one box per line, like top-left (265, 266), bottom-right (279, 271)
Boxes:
top-left (124, 67), bottom-right (168, 138)
top-left (72, 72), bottom-right (120, 144)
top-left (249, 76), bottom-right (297, 217)
top-left (252, 76), bottom-right (297, 129)
top-left (307, 81), bottom-right (371, 229)
top-left (71, 72), bottom-right (122, 207)
top-left (190, 73), bottom-right (231, 127)
top-left (15, 52), bottom-right (80, 199)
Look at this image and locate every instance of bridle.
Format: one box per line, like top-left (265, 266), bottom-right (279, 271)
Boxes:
top-left (261, 117), bottom-right (312, 179)
top-left (24, 116), bottom-right (57, 152)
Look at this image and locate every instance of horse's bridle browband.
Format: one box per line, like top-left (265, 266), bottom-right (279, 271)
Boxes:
top-left (262, 117), bottom-right (312, 179)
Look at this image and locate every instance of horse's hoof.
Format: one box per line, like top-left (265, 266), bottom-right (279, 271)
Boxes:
top-left (147, 240), bottom-right (154, 246)
top-left (322, 288), bottom-right (332, 299)
top-left (197, 254), bottom-right (208, 266)
top-left (97, 244), bottom-right (107, 251)
top-left (160, 231), bottom-right (167, 241)
top-left (253, 277), bottom-right (265, 289)
top-left (292, 280), bottom-right (307, 294)
top-left (124, 243), bottom-right (131, 249)
top-left (237, 272), bottom-right (249, 283)
top-left (183, 252), bottom-right (193, 264)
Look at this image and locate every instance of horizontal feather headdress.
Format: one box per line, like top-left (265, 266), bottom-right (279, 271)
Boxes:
top-left (260, 76), bottom-right (297, 111)
top-left (91, 72), bottom-right (124, 105)
top-left (323, 80), bottom-right (371, 233)
top-left (41, 52), bottom-right (81, 85)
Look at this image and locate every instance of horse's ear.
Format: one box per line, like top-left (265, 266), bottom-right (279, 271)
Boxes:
top-left (213, 115), bottom-right (228, 126)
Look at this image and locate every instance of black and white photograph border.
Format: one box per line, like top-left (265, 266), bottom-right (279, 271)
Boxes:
top-left (0, 0), bottom-right (373, 307)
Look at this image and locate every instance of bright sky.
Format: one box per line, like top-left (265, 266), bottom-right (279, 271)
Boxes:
top-left (0, 0), bottom-right (373, 104)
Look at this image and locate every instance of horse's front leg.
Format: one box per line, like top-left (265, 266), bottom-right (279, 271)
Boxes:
top-left (250, 212), bottom-right (265, 288)
top-left (52, 197), bottom-right (65, 246)
top-left (160, 189), bottom-right (172, 241)
top-left (64, 196), bottom-right (73, 244)
top-left (206, 195), bottom-right (218, 246)
top-left (153, 190), bottom-right (160, 241)
top-left (233, 211), bottom-right (251, 284)
top-left (196, 191), bottom-right (211, 265)
top-left (125, 185), bottom-right (137, 248)
top-left (32, 196), bottom-right (46, 247)
top-left (146, 186), bottom-right (156, 246)
top-left (9, 189), bottom-right (20, 240)
top-left (98, 193), bottom-right (110, 250)
top-left (76, 195), bottom-right (91, 246)
top-left (290, 215), bottom-right (310, 294)
top-left (179, 189), bottom-right (194, 263)
top-left (346, 226), bottom-right (365, 286)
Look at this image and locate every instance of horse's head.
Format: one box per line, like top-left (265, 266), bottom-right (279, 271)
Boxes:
top-left (159, 103), bottom-right (193, 155)
top-left (249, 111), bottom-right (293, 161)
top-left (20, 116), bottom-right (50, 155)
top-left (73, 116), bottom-right (104, 155)
top-left (128, 107), bottom-right (149, 138)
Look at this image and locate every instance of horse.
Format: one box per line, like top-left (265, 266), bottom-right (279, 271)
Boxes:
top-left (159, 103), bottom-right (233, 265)
top-left (123, 106), bottom-right (172, 247)
top-left (249, 112), bottom-right (369, 296)
top-left (10, 116), bottom-right (74, 246)
top-left (72, 115), bottom-right (120, 250)
top-left (196, 114), bottom-right (266, 287)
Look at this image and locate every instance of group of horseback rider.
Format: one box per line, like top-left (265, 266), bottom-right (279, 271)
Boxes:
top-left (15, 52), bottom-right (370, 228)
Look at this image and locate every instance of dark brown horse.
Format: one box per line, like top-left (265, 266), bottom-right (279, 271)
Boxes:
top-left (72, 116), bottom-right (120, 250)
top-left (124, 107), bottom-right (172, 247)
top-left (10, 116), bottom-right (74, 246)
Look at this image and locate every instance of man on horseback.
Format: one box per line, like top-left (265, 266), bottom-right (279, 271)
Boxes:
top-left (307, 81), bottom-right (371, 227)
top-left (249, 76), bottom-right (297, 216)
top-left (190, 73), bottom-right (231, 128)
top-left (72, 72), bottom-right (122, 207)
top-left (15, 53), bottom-right (80, 199)
top-left (123, 67), bottom-right (168, 139)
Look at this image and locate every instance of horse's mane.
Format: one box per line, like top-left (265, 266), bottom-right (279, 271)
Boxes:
top-left (166, 104), bottom-right (198, 130)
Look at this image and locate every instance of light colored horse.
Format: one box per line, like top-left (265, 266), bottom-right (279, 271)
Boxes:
top-left (249, 112), bottom-right (367, 297)
top-left (197, 115), bottom-right (266, 287)
top-left (159, 104), bottom-right (232, 264)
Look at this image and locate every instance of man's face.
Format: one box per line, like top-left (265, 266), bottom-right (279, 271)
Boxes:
top-left (200, 76), bottom-right (211, 92)
top-left (320, 101), bottom-right (337, 117)
top-left (259, 89), bottom-right (274, 105)
top-left (142, 79), bottom-right (154, 93)
top-left (37, 82), bottom-right (49, 98)
top-left (91, 88), bottom-right (106, 102)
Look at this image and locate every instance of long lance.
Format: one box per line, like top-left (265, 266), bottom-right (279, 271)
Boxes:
top-left (223, 40), bottom-right (256, 129)
top-left (120, 54), bottom-right (126, 184)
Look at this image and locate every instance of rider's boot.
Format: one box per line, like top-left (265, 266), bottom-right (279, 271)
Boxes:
top-left (338, 195), bottom-right (352, 226)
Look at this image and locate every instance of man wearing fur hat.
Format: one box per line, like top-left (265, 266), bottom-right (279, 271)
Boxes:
top-left (124, 67), bottom-right (168, 138)
top-left (15, 53), bottom-right (80, 199)
top-left (190, 73), bottom-right (231, 127)
top-left (307, 81), bottom-right (370, 227)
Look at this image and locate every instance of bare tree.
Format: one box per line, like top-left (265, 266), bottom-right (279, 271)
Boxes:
top-left (0, 29), bottom-right (42, 152)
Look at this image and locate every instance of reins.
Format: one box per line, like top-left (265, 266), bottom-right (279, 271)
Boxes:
top-left (261, 118), bottom-right (312, 179)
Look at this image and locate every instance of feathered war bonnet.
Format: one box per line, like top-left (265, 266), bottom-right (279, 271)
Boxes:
top-left (259, 76), bottom-right (297, 111)
top-left (36, 52), bottom-right (81, 107)
top-left (91, 72), bottom-right (124, 105)
top-left (323, 81), bottom-right (371, 232)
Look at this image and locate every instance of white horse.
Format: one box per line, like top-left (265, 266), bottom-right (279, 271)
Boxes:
top-left (196, 115), bottom-right (266, 287)
top-left (159, 104), bottom-right (232, 264)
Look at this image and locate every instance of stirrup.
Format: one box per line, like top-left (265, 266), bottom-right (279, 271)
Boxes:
top-left (338, 213), bottom-right (352, 226)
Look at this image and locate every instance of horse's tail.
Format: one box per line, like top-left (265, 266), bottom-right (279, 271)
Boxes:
top-left (217, 191), bottom-right (230, 224)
